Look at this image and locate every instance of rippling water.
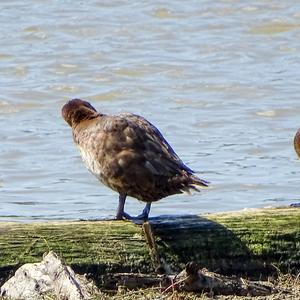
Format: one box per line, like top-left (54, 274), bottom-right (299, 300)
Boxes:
top-left (0, 0), bottom-right (300, 221)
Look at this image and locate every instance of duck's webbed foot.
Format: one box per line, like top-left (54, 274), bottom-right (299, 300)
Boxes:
top-left (115, 210), bottom-right (147, 221)
top-left (116, 211), bottom-right (133, 220)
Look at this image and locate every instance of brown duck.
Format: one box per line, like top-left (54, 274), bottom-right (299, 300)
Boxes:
top-left (62, 99), bottom-right (209, 220)
top-left (294, 129), bottom-right (300, 158)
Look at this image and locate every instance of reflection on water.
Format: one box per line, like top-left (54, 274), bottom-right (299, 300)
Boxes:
top-left (250, 21), bottom-right (300, 35)
top-left (0, 0), bottom-right (300, 221)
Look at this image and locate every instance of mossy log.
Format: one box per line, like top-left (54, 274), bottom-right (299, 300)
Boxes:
top-left (0, 207), bottom-right (299, 288)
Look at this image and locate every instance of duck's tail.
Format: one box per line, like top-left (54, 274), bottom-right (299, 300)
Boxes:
top-left (180, 174), bottom-right (209, 194)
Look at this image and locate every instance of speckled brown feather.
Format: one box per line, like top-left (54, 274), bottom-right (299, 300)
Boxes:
top-left (62, 99), bottom-right (208, 203)
top-left (294, 129), bottom-right (300, 158)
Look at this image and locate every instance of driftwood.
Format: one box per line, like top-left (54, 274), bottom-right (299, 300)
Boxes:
top-left (0, 251), bottom-right (99, 300)
top-left (174, 262), bottom-right (276, 296)
top-left (112, 263), bottom-right (277, 296)
top-left (0, 207), bottom-right (299, 290)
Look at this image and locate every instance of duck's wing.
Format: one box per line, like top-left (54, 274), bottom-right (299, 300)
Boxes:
top-left (99, 113), bottom-right (208, 201)
top-left (118, 113), bottom-right (194, 176)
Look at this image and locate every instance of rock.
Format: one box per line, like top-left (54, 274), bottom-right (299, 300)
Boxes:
top-left (0, 251), bottom-right (97, 300)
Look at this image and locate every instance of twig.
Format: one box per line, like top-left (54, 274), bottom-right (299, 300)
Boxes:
top-left (161, 275), bottom-right (190, 294)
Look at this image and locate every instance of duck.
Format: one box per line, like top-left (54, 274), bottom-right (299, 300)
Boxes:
top-left (62, 99), bottom-right (209, 220)
top-left (294, 129), bottom-right (300, 158)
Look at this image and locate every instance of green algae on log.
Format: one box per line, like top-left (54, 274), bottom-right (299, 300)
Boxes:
top-left (0, 207), bottom-right (299, 287)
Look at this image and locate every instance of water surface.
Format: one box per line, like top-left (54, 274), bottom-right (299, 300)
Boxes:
top-left (0, 0), bottom-right (300, 221)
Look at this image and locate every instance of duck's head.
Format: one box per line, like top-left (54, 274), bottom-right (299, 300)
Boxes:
top-left (62, 99), bottom-right (99, 127)
top-left (294, 129), bottom-right (300, 158)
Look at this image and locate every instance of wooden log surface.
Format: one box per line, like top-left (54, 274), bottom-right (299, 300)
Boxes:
top-left (0, 207), bottom-right (299, 288)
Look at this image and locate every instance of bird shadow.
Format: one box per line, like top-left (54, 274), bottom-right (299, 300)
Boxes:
top-left (144, 214), bottom-right (277, 279)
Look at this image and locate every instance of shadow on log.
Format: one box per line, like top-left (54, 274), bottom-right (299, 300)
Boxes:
top-left (0, 207), bottom-right (299, 289)
top-left (150, 212), bottom-right (299, 277)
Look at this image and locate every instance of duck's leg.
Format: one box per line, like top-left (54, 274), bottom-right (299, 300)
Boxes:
top-left (116, 195), bottom-right (151, 221)
top-left (136, 202), bottom-right (151, 220)
top-left (115, 194), bottom-right (131, 220)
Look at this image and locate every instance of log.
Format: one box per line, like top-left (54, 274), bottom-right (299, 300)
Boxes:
top-left (0, 207), bottom-right (299, 289)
